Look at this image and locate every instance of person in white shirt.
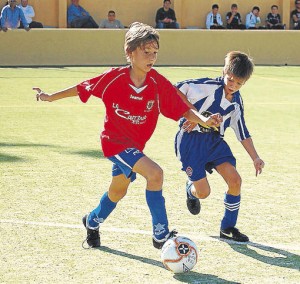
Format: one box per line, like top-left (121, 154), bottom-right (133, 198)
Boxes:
top-left (245, 6), bottom-right (265, 29)
top-left (206, 4), bottom-right (224, 29)
top-left (18, 0), bottom-right (43, 28)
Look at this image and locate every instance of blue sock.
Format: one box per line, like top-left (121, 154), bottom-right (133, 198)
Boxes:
top-left (221, 194), bottom-right (241, 230)
top-left (88, 192), bottom-right (117, 229)
top-left (146, 190), bottom-right (169, 240)
top-left (186, 181), bottom-right (197, 199)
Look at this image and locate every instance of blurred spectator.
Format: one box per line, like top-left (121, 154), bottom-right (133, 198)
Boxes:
top-left (246, 6), bottom-right (265, 29)
top-left (155, 0), bottom-right (179, 29)
top-left (291, 0), bottom-right (300, 30)
top-left (99, 10), bottom-right (124, 28)
top-left (206, 4), bottom-right (224, 29)
top-left (0, 0), bottom-right (29, 31)
top-left (67, 0), bottom-right (98, 28)
top-left (18, 0), bottom-right (43, 28)
top-left (266, 5), bottom-right (285, 29)
top-left (226, 4), bottom-right (245, 29)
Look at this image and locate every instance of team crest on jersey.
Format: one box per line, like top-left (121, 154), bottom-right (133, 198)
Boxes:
top-left (146, 100), bottom-right (155, 111)
top-left (186, 166), bottom-right (193, 177)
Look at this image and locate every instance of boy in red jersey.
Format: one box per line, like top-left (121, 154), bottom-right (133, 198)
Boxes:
top-left (34, 22), bottom-right (221, 249)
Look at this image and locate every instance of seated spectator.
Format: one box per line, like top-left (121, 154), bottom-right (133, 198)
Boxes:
top-left (0, 0), bottom-right (29, 32)
top-left (246, 6), bottom-right (265, 29)
top-left (226, 4), bottom-right (245, 30)
top-left (18, 0), bottom-right (43, 29)
top-left (206, 4), bottom-right (224, 29)
top-left (291, 0), bottom-right (300, 30)
top-left (99, 10), bottom-right (124, 28)
top-left (67, 0), bottom-right (98, 28)
top-left (266, 5), bottom-right (285, 29)
top-left (155, 0), bottom-right (179, 29)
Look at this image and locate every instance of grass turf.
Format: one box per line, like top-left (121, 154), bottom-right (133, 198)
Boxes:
top-left (0, 66), bottom-right (299, 283)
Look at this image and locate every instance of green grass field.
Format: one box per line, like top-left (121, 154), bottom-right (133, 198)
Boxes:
top-left (0, 66), bottom-right (300, 284)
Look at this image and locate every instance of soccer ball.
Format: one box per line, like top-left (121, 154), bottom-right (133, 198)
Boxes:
top-left (161, 236), bottom-right (198, 273)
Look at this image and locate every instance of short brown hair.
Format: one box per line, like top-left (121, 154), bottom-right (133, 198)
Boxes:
top-left (223, 51), bottom-right (254, 81)
top-left (124, 22), bottom-right (159, 63)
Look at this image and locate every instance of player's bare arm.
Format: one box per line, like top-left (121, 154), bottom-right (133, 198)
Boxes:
top-left (33, 86), bottom-right (78, 102)
top-left (182, 112), bottom-right (222, 132)
top-left (183, 109), bottom-right (222, 129)
top-left (241, 137), bottom-right (265, 176)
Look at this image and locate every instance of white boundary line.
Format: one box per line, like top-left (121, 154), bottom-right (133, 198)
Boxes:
top-left (1, 219), bottom-right (299, 252)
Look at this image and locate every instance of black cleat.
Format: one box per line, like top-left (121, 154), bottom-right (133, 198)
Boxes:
top-left (220, 227), bottom-right (249, 242)
top-left (82, 214), bottom-right (101, 248)
top-left (152, 229), bottom-right (178, 249)
top-left (186, 181), bottom-right (201, 215)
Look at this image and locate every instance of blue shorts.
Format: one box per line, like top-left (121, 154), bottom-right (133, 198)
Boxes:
top-left (107, 148), bottom-right (145, 182)
top-left (175, 130), bottom-right (236, 181)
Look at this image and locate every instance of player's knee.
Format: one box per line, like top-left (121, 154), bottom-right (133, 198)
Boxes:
top-left (146, 166), bottom-right (164, 187)
top-left (228, 175), bottom-right (242, 195)
top-left (195, 186), bottom-right (210, 199)
top-left (109, 188), bottom-right (127, 202)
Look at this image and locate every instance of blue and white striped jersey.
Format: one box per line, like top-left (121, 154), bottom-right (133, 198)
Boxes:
top-left (176, 77), bottom-right (250, 141)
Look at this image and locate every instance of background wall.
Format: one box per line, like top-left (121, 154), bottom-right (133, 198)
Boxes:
top-left (0, 29), bottom-right (299, 66)
top-left (0, 0), bottom-right (297, 29)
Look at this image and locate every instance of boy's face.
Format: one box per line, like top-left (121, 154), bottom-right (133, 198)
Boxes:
top-left (212, 8), bottom-right (218, 15)
top-left (271, 7), bottom-right (278, 14)
top-left (223, 73), bottom-right (246, 95)
top-left (253, 9), bottom-right (259, 16)
top-left (231, 7), bottom-right (238, 14)
top-left (130, 41), bottom-right (158, 73)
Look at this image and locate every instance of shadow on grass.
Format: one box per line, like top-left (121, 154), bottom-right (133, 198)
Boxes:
top-left (0, 142), bottom-right (104, 162)
top-left (213, 237), bottom-right (300, 271)
top-left (0, 142), bottom-right (56, 148)
top-left (173, 272), bottom-right (240, 283)
top-left (71, 150), bottom-right (104, 159)
top-left (0, 153), bottom-right (26, 163)
top-left (0, 142), bottom-right (60, 163)
top-left (98, 246), bottom-right (238, 283)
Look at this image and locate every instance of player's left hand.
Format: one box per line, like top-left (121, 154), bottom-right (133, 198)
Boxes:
top-left (254, 158), bottom-right (265, 176)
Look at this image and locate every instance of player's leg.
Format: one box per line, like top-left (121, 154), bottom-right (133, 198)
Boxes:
top-left (83, 149), bottom-right (142, 248)
top-left (186, 177), bottom-right (211, 215)
top-left (133, 156), bottom-right (176, 249)
top-left (87, 173), bottom-right (131, 228)
top-left (216, 162), bottom-right (249, 242)
top-left (83, 174), bottom-right (131, 248)
top-left (175, 130), bottom-right (209, 216)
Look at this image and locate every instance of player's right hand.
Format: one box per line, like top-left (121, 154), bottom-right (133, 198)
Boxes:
top-left (33, 87), bottom-right (51, 102)
top-left (206, 113), bottom-right (222, 128)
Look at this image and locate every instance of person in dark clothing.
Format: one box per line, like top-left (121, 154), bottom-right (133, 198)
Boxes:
top-left (226, 4), bottom-right (246, 30)
top-left (155, 0), bottom-right (179, 29)
top-left (266, 5), bottom-right (285, 29)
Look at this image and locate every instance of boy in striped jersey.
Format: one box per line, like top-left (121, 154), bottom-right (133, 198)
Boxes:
top-left (175, 51), bottom-right (265, 242)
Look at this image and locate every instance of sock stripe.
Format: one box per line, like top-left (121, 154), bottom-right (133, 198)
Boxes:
top-left (224, 206), bottom-right (240, 212)
top-left (224, 201), bottom-right (240, 207)
top-left (224, 203), bottom-right (240, 208)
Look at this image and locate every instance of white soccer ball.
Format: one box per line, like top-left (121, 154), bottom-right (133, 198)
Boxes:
top-left (161, 236), bottom-right (198, 273)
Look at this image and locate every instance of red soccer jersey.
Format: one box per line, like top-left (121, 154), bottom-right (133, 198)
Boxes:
top-left (77, 66), bottom-right (189, 157)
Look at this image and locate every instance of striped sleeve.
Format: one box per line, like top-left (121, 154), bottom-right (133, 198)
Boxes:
top-left (230, 103), bottom-right (251, 142)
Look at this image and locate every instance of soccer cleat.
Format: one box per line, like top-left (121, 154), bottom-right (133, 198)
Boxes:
top-left (82, 214), bottom-right (101, 248)
top-left (186, 181), bottom-right (201, 215)
top-left (220, 227), bottom-right (249, 242)
top-left (152, 229), bottom-right (178, 249)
